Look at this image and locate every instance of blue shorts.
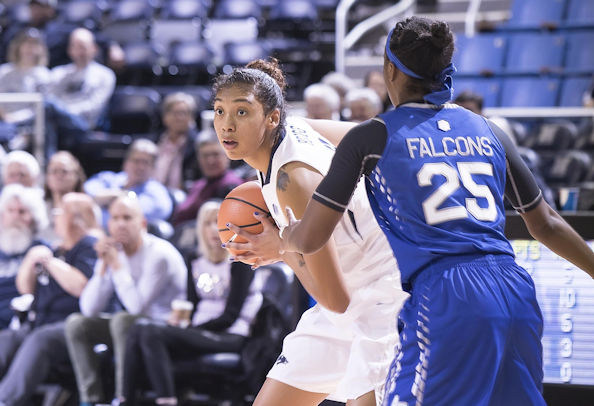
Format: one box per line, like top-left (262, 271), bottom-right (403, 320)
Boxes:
top-left (383, 255), bottom-right (546, 406)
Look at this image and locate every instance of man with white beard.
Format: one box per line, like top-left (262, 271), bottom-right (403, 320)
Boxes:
top-left (0, 184), bottom-right (48, 329)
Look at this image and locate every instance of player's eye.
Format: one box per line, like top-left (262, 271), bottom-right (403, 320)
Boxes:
top-left (214, 108), bottom-right (223, 115)
top-left (238, 109), bottom-right (247, 116)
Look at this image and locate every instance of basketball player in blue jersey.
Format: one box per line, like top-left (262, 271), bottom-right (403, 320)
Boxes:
top-left (213, 59), bottom-right (408, 406)
top-left (266, 17), bottom-right (594, 406)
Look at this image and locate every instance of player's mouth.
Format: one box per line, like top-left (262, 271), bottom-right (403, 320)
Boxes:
top-left (222, 140), bottom-right (238, 150)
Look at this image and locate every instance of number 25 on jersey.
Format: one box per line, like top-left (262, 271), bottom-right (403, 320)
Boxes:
top-left (418, 162), bottom-right (497, 225)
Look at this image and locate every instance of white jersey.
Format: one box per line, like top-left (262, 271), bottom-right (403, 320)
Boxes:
top-left (258, 117), bottom-right (398, 290)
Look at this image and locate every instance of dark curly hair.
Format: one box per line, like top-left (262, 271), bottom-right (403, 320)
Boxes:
top-left (213, 58), bottom-right (287, 142)
top-left (387, 17), bottom-right (455, 95)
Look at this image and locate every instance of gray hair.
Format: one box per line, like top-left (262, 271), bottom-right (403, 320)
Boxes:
top-left (1, 150), bottom-right (41, 183)
top-left (304, 83), bottom-right (340, 112)
top-left (161, 92), bottom-right (197, 116)
top-left (346, 87), bottom-right (383, 114)
top-left (124, 139), bottom-right (159, 163)
top-left (321, 71), bottom-right (356, 97)
top-left (195, 128), bottom-right (220, 150)
top-left (0, 184), bottom-right (49, 233)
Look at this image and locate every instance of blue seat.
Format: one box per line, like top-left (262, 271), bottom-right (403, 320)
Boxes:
top-left (565, 33), bottom-right (594, 74)
top-left (565, 0), bottom-right (594, 27)
top-left (453, 34), bottom-right (507, 75)
top-left (500, 77), bottom-right (560, 107)
top-left (505, 33), bottom-right (566, 74)
top-left (269, 0), bottom-right (318, 20)
top-left (223, 41), bottom-right (270, 66)
top-left (123, 42), bottom-right (159, 68)
top-left (109, 0), bottom-right (155, 22)
top-left (542, 150), bottom-right (592, 185)
top-left (161, 0), bottom-right (209, 19)
top-left (453, 78), bottom-right (502, 107)
top-left (108, 87), bottom-right (162, 134)
top-left (213, 0), bottom-right (262, 19)
top-left (559, 77), bottom-right (591, 107)
top-left (507, 0), bottom-right (566, 28)
top-left (59, 0), bottom-right (104, 28)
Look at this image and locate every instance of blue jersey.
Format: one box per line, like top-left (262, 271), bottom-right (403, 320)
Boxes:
top-left (371, 103), bottom-right (515, 283)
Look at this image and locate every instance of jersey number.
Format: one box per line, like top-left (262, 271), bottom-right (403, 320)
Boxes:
top-left (417, 162), bottom-right (497, 225)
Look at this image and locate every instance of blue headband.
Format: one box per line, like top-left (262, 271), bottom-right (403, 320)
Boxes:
top-left (385, 27), bottom-right (457, 105)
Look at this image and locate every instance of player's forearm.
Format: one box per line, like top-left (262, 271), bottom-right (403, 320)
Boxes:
top-left (282, 252), bottom-right (350, 313)
top-left (527, 207), bottom-right (594, 278)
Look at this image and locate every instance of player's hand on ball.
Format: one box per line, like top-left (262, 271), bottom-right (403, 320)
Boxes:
top-left (224, 212), bottom-right (283, 268)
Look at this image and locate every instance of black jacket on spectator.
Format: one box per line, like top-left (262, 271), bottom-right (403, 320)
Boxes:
top-left (32, 235), bottom-right (97, 328)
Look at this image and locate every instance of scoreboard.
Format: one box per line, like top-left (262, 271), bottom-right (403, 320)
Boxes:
top-left (512, 240), bottom-right (594, 386)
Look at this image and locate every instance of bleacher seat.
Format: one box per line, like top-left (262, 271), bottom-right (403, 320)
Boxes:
top-left (109, 0), bottom-right (155, 22)
top-left (542, 150), bottom-right (592, 185)
top-left (505, 33), bottom-right (565, 74)
top-left (575, 129), bottom-right (594, 151)
top-left (524, 122), bottom-right (579, 151)
top-left (102, 0), bottom-right (155, 44)
top-left (565, 0), bottom-right (594, 28)
top-left (559, 77), bottom-right (591, 107)
top-left (269, 0), bottom-right (319, 21)
top-left (507, 0), bottom-right (566, 29)
top-left (500, 77), bottom-right (560, 107)
top-left (107, 87), bottom-right (162, 134)
top-left (453, 34), bottom-right (507, 76)
top-left (213, 0), bottom-right (262, 19)
top-left (164, 41), bottom-right (215, 85)
top-left (58, 0), bottom-right (104, 29)
top-left (160, 0), bottom-right (209, 19)
top-left (120, 42), bottom-right (161, 85)
top-left (565, 33), bottom-right (594, 75)
top-left (453, 78), bottom-right (502, 107)
top-left (223, 41), bottom-right (270, 67)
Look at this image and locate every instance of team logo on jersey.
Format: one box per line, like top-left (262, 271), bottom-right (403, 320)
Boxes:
top-left (276, 354), bottom-right (289, 365)
top-left (437, 120), bottom-right (451, 132)
top-left (272, 204), bottom-right (279, 215)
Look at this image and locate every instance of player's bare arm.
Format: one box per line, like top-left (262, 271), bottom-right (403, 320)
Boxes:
top-left (521, 199), bottom-right (594, 278)
top-left (302, 118), bottom-right (357, 147)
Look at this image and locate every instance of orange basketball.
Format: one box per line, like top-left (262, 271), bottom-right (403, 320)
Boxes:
top-left (218, 181), bottom-right (274, 264)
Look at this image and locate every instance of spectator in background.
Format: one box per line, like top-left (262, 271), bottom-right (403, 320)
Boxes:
top-left (50, 28), bottom-right (116, 130)
top-left (364, 70), bottom-right (391, 112)
top-left (173, 130), bottom-right (243, 226)
top-left (154, 93), bottom-right (199, 190)
top-left (0, 0), bottom-right (125, 70)
top-left (1, 150), bottom-right (41, 188)
top-left (85, 139), bottom-right (173, 228)
top-left (345, 87), bottom-right (383, 123)
top-left (65, 194), bottom-right (187, 405)
top-left (304, 83), bottom-right (341, 121)
top-left (41, 151), bottom-right (87, 246)
top-left (0, 193), bottom-right (98, 405)
top-left (321, 71), bottom-right (356, 113)
top-left (0, 184), bottom-right (48, 329)
top-left (121, 200), bottom-right (259, 405)
top-left (453, 90), bottom-right (483, 115)
top-left (0, 30), bottom-right (50, 124)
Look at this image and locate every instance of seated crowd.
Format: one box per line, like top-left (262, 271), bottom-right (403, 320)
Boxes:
top-left (0, 5), bottom-right (588, 404)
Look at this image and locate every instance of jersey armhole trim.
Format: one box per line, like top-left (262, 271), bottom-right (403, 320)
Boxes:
top-left (512, 190), bottom-right (543, 213)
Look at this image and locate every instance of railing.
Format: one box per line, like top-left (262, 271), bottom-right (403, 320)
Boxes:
top-left (0, 93), bottom-right (45, 167)
top-left (335, 0), bottom-right (416, 74)
top-left (483, 107), bottom-right (594, 119)
top-left (464, 0), bottom-right (483, 37)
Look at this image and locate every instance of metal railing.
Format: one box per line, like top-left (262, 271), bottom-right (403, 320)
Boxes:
top-left (335, 0), bottom-right (415, 74)
top-left (483, 107), bottom-right (594, 119)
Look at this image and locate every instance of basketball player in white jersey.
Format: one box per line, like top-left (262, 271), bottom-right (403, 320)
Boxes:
top-left (213, 59), bottom-right (408, 406)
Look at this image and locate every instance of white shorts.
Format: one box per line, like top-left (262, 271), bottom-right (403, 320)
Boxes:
top-left (267, 273), bottom-right (409, 404)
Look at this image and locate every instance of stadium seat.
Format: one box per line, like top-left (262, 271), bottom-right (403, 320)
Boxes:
top-left (565, 33), bottom-right (594, 75)
top-left (559, 77), bottom-right (591, 107)
top-left (269, 0), bottom-right (319, 20)
top-left (506, 0), bottom-right (566, 29)
top-left (160, 0), bottom-right (209, 19)
top-left (575, 129), bottom-right (594, 151)
top-left (108, 0), bottom-right (155, 22)
top-left (523, 122), bottom-right (579, 151)
top-left (517, 146), bottom-right (542, 170)
top-left (213, 0), bottom-right (262, 19)
top-left (505, 33), bottom-right (566, 74)
top-left (107, 87), bottom-right (162, 135)
top-left (453, 34), bottom-right (507, 76)
top-left (223, 41), bottom-right (271, 67)
top-left (120, 42), bottom-right (162, 85)
top-left (453, 78), bottom-right (502, 108)
top-left (163, 41), bottom-right (215, 85)
top-left (58, 0), bottom-right (104, 29)
top-left (500, 77), bottom-right (560, 107)
top-left (170, 219), bottom-right (198, 263)
top-left (565, 0), bottom-right (594, 27)
top-left (541, 150), bottom-right (592, 185)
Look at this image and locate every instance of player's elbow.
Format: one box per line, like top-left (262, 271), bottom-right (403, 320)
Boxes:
top-left (326, 293), bottom-right (351, 314)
